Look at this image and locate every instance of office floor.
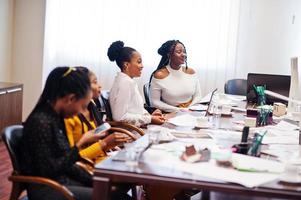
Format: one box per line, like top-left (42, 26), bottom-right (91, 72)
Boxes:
top-left (0, 141), bottom-right (13, 200)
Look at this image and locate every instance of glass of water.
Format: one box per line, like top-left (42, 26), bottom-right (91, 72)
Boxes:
top-left (211, 103), bottom-right (222, 129)
top-left (147, 125), bottom-right (161, 144)
top-left (124, 143), bottom-right (139, 167)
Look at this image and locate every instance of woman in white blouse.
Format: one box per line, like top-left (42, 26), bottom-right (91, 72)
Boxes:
top-left (108, 41), bottom-right (165, 127)
top-left (150, 40), bottom-right (202, 113)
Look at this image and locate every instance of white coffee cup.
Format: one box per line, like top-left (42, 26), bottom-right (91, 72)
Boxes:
top-left (221, 105), bottom-right (232, 115)
top-left (196, 116), bottom-right (209, 127)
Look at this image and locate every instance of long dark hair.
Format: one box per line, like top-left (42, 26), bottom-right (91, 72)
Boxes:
top-left (35, 66), bottom-right (91, 110)
top-left (77, 67), bottom-right (104, 126)
top-left (149, 40), bottom-right (187, 84)
top-left (107, 41), bottom-right (137, 70)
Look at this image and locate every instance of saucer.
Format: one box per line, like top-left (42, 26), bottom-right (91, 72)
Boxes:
top-left (158, 131), bottom-right (176, 142)
top-left (195, 122), bottom-right (212, 129)
top-left (221, 112), bottom-right (233, 116)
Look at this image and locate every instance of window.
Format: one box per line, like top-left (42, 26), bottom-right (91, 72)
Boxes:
top-left (43, 0), bottom-right (241, 94)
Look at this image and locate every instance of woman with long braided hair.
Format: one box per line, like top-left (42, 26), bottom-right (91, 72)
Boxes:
top-left (149, 40), bottom-right (202, 112)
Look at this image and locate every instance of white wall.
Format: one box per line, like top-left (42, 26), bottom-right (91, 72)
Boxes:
top-left (0, 0), bottom-right (13, 81)
top-left (11, 0), bottom-right (46, 119)
top-left (235, 0), bottom-right (301, 78)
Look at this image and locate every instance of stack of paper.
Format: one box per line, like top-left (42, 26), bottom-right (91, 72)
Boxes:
top-left (167, 114), bottom-right (196, 127)
top-left (142, 148), bottom-right (282, 188)
top-left (231, 153), bottom-right (284, 173)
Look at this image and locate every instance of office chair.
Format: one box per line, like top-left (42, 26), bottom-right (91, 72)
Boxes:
top-left (100, 90), bottom-right (144, 136)
top-left (2, 125), bottom-right (75, 200)
top-left (143, 83), bottom-right (157, 114)
top-left (143, 83), bottom-right (151, 107)
top-left (224, 79), bottom-right (247, 96)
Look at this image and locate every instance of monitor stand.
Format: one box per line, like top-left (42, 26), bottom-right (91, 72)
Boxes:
top-left (288, 57), bottom-right (300, 113)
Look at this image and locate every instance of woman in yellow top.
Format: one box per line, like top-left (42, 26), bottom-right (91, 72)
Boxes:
top-left (65, 67), bottom-right (131, 163)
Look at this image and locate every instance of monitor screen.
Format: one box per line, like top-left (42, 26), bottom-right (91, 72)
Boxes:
top-left (247, 73), bottom-right (291, 105)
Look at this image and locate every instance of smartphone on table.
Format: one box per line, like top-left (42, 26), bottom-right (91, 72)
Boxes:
top-left (94, 122), bottom-right (111, 134)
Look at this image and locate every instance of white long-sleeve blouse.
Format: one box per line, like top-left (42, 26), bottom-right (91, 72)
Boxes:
top-left (109, 72), bottom-right (151, 127)
top-left (150, 65), bottom-right (202, 112)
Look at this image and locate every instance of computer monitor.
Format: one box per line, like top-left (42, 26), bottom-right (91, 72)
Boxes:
top-left (247, 73), bottom-right (291, 105)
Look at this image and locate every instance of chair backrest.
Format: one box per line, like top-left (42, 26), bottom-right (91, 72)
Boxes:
top-left (2, 125), bottom-right (24, 173)
top-left (224, 79), bottom-right (247, 96)
top-left (143, 83), bottom-right (151, 107)
top-left (101, 90), bottom-right (113, 121)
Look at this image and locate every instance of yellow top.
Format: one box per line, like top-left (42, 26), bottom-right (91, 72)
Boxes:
top-left (65, 115), bottom-right (107, 163)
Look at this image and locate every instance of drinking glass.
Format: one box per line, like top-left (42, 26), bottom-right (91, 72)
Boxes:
top-left (294, 103), bottom-right (301, 145)
top-left (211, 103), bottom-right (222, 129)
top-left (124, 143), bottom-right (139, 167)
top-left (147, 125), bottom-right (161, 144)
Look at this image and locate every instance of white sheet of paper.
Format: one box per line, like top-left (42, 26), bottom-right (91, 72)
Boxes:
top-left (262, 135), bottom-right (299, 145)
top-left (189, 104), bottom-right (208, 111)
top-left (261, 144), bottom-right (301, 161)
top-left (225, 94), bottom-right (246, 101)
top-left (167, 114), bottom-right (196, 127)
top-left (231, 153), bottom-right (284, 173)
top-left (273, 120), bottom-right (299, 131)
top-left (142, 148), bottom-right (280, 188)
top-left (262, 128), bottom-right (299, 144)
top-left (207, 130), bottom-right (242, 143)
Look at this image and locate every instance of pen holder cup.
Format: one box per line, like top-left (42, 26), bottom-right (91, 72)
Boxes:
top-left (257, 109), bottom-right (273, 126)
top-left (232, 143), bottom-right (251, 155)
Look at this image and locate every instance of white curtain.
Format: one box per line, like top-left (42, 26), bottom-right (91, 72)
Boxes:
top-left (43, 0), bottom-right (241, 95)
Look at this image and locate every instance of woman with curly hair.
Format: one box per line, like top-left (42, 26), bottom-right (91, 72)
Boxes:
top-left (149, 40), bottom-right (202, 112)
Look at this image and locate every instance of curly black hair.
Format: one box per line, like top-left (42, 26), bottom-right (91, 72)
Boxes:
top-left (107, 41), bottom-right (137, 70)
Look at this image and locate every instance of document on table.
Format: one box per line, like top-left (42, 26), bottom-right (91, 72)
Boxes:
top-left (167, 114), bottom-right (196, 127)
top-left (189, 104), bottom-right (208, 111)
top-left (207, 129), bottom-right (242, 144)
top-left (150, 138), bottom-right (217, 153)
top-left (170, 130), bottom-right (210, 138)
top-left (261, 122), bottom-right (300, 144)
top-left (272, 120), bottom-right (299, 131)
top-left (262, 134), bottom-right (299, 145)
top-left (142, 148), bottom-right (282, 188)
top-left (261, 144), bottom-right (301, 161)
top-left (225, 94), bottom-right (246, 101)
top-left (231, 153), bottom-right (284, 173)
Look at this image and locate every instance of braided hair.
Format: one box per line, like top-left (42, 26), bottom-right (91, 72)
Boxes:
top-left (35, 66), bottom-right (91, 110)
top-left (149, 40), bottom-right (187, 84)
top-left (107, 41), bottom-right (137, 70)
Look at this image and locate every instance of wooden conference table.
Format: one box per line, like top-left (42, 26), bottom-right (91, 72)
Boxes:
top-left (92, 107), bottom-right (301, 200)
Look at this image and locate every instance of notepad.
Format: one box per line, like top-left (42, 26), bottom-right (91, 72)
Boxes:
top-left (167, 114), bottom-right (196, 127)
top-left (231, 153), bottom-right (284, 174)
